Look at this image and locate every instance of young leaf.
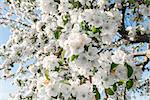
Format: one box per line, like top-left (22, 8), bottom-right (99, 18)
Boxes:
top-left (92, 26), bottom-right (97, 33)
top-left (91, 26), bottom-right (101, 33)
top-left (58, 60), bottom-right (64, 66)
top-left (117, 80), bottom-right (124, 86)
top-left (54, 26), bottom-right (63, 39)
top-left (105, 88), bottom-right (114, 95)
top-left (113, 83), bottom-right (117, 91)
top-left (60, 80), bottom-right (71, 85)
top-left (45, 69), bottom-right (50, 80)
top-left (125, 63), bottom-right (133, 78)
top-left (126, 79), bottom-right (134, 90)
top-left (61, 50), bottom-right (65, 59)
top-left (70, 55), bottom-right (79, 61)
top-left (72, 1), bottom-right (82, 8)
top-left (62, 14), bottom-right (70, 25)
top-left (80, 21), bottom-right (90, 31)
top-left (92, 67), bottom-right (98, 75)
top-left (78, 75), bottom-right (88, 85)
top-left (129, 0), bottom-right (135, 4)
top-left (93, 85), bottom-right (101, 100)
top-left (111, 62), bottom-right (119, 71)
top-left (16, 51), bottom-right (21, 56)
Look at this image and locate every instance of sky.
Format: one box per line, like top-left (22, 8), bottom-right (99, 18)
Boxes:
top-left (0, 26), bottom-right (17, 100)
top-left (0, 0), bottom-right (17, 99)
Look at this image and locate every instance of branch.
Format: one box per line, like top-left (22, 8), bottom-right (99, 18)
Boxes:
top-left (132, 52), bottom-right (146, 57)
top-left (0, 17), bottom-right (31, 28)
top-left (118, 2), bottom-right (150, 43)
top-left (130, 34), bottom-right (150, 43)
top-left (123, 88), bottom-right (126, 100)
top-left (104, 89), bottom-right (109, 100)
top-left (118, 3), bottom-right (130, 41)
top-left (136, 56), bottom-right (149, 71)
top-left (142, 57), bottom-right (149, 71)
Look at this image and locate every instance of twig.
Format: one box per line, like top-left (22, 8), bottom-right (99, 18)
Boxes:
top-left (132, 52), bottom-right (146, 57)
top-left (0, 17), bottom-right (31, 28)
top-left (105, 89), bottom-right (108, 100)
top-left (118, 1), bottom-right (150, 43)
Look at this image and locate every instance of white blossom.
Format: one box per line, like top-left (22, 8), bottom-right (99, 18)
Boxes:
top-left (111, 49), bottom-right (127, 65)
top-left (0, 0), bottom-right (149, 99)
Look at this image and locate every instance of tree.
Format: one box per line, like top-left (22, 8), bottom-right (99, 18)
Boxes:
top-left (0, 0), bottom-right (150, 99)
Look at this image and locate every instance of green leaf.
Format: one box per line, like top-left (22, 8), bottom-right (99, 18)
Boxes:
top-left (54, 30), bottom-right (61, 39)
top-left (129, 0), bottom-right (135, 4)
top-left (80, 21), bottom-right (90, 31)
top-left (16, 51), bottom-right (21, 56)
top-left (62, 14), bottom-right (70, 25)
top-left (92, 26), bottom-right (97, 33)
top-left (45, 69), bottom-right (50, 80)
top-left (58, 60), bottom-right (64, 66)
top-left (105, 88), bottom-right (114, 95)
top-left (113, 83), bottom-right (117, 91)
top-left (61, 50), bottom-right (65, 59)
top-left (111, 62), bottom-right (119, 71)
top-left (54, 66), bottom-right (61, 72)
top-left (93, 85), bottom-right (101, 100)
top-left (70, 55), bottom-right (79, 61)
top-left (92, 67), bottom-right (98, 75)
top-left (125, 63), bottom-right (133, 78)
top-left (78, 75), bottom-right (87, 84)
top-left (144, 0), bottom-right (150, 5)
top-left (95, 89), bottom-right (101, 100)
top-left (72, 1), bottom-right (82, 8)
top-left (54, 26), bottom-right (63, 39)
top-left (69, 0), bottom-right (82, 9)
top-left (117, 80), bottom-right (124, 86)
top-left (126, 79), bottom-right (134, 90)
top-left (30, 0), bottom-right (36, 3)
top-left (91, 26), bottom-right (101, 33)
top-left (60, 80), bottom-right (71, 85)
top-left (57, 26), bottom-right (64, 30)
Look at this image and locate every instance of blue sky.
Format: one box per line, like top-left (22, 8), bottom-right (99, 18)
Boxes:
top-left (0, 0), bottom-right (17, 99)
top-left (0, 26), bottom-right (17, 100)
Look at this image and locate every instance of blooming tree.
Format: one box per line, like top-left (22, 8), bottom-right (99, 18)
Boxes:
top-left (0, 0), bottom-right (150, 99)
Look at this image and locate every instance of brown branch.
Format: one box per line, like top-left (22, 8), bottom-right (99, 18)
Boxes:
top-left (0, 17), bottom-right (31, 28)
top-left (141, 40), bottom-right (150, 71)
top-left (130, 34), bottom-right (150, 43)
top-left (136, 56), bottom-right (149, 71)
top-left (104, 89), bottom-right (108, 100)
top-left (132, 52), bottom-right (146, 57)
top-left (118, 2), bottom-right (150, 43)
top-left (118, 3), bottom-right (130, 41)
top-left (124, 88), bottom-right (126, 100)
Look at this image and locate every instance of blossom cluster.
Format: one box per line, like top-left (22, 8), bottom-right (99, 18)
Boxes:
top-left (0, 0), bottom-right (150, 100)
